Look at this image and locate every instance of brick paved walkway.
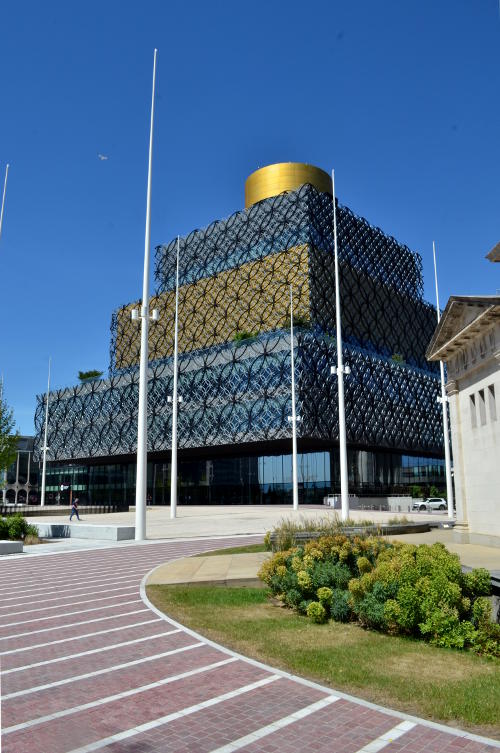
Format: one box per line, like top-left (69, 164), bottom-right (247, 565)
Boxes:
top-left (1, 538), bottom-right (498, 753)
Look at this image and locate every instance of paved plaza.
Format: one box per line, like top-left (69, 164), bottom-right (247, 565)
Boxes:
top-left (1, 532), bottom-right (499, 752)
top-left (27, 504), bottom-right (447, 540)
top-left (24, 505), bottom-right (500, 575)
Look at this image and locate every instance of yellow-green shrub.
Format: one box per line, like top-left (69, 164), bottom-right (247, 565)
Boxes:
top-left (258, 536), bottom-right (497, 656)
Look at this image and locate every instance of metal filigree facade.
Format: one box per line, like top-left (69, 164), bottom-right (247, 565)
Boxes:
top-left (34, 183), bottom-right (443, 466)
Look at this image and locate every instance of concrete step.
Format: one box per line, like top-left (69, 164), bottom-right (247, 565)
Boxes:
top-left (35, 523), bottom-right (135, 541)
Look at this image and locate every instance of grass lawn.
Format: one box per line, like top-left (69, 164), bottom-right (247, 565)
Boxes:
top-left (194, 543), bottom-right (267, 557)
top-left (147, 583), bottom-right (500, 739)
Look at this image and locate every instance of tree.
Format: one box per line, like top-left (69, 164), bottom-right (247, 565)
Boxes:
top-left (78, 370), bottom-right (103, 382)
top-left (232, 331), bottom-right (259, 344)
top-left (0, 398), bottom-right (18, 479)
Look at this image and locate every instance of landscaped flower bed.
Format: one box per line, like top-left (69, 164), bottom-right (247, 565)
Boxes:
top-left (259, 534), bottom-right (500, 657)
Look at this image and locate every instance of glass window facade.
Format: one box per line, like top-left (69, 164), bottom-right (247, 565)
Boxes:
top-left (39, 448), bottom-right (446, 507)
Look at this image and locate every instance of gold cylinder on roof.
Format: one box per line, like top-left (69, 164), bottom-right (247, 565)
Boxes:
top-left (245, 162), bottom-right (332, 208)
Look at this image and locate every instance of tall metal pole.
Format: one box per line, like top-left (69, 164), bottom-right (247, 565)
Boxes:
top-left (135, 49), bottom-right (158, 542)
top-left (40, 357), bottom-right (51, 507)
top-left (289, 287), bottom-right (299, 511)
top-left (0, 164), bottom-right (9, 244)
top-left (0, 374), bottom-right (5, 504)
top-left (433, 241), bottom-right (454, 520)
top-left (170, 237), bottom-right (180, 519)
top-left (331, 170), bottom-right (350, 521)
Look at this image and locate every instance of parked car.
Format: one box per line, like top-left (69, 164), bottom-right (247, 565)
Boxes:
top-left (412, 497), bottom-right (447, 512)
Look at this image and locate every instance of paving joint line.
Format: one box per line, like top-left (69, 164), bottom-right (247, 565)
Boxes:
top-left (65, 675), bottom-right (280, 753)
top-left (0, 618), bottom-right (162, 656)
top-left (2, 657), bottom-right (238, 734)
top-left (1, 641), bottom-right (204, 699)
top-left (207, 694), bottom-right (340, 753)
top-left (1, 628), bottom-right (181, 674)
top-left (1, 597), bottom-right (142, 628)
top-left (1, 588), bottom-right (140, 616)
top-left (0, 606), bottom-right (149, 641)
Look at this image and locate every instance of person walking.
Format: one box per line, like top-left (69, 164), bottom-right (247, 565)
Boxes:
top-left (69, 497), bottom-right (81, 521)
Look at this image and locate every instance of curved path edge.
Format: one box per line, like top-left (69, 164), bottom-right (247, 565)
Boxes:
top-left (141, 557), bottom-right (500, 750)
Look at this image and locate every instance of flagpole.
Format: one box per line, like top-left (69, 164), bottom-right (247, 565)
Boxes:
top-left (0, 374), bottom-right (5, 504)
top-left (433, 241), bottom-right (454, 520)
top-left (170, 236), bottom-right (181, 519)
top-left (135, 49), bottom-right (158, 542)
top-left (40, 357), bottom-right (51, 507)
top-left (330, 169), bottom-right (350, 521)
top-left (289, 286), bottom-right (299, 511)
top-left (0, 164), bottom-right (9, 244)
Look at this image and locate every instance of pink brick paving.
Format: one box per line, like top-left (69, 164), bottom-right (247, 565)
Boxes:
top-left (1, 537), bottom-right (499, 753)
top-left (3, 629), bottom-right (198, 694)
top-left (2, 645), bottom-right (229, 728)
top-left (1, 617), bottom-right (166, 670)
top-left (0, 607), bottom-right (154, 652)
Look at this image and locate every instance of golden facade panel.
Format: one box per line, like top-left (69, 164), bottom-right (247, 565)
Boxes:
top-left (114, 244), bottom-right (311, 370)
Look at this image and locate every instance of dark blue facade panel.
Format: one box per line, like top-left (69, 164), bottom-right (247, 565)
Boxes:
top-left (34, 332), bottom-right (443, 463)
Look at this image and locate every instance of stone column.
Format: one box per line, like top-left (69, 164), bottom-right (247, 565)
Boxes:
top-left (446, 378), bottom-right (467, 528)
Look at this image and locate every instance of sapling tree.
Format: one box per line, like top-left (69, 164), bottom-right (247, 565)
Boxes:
top-left (0, 398), bottom-right (18, 482)
top-left (78, 370), bottom-right (103, 382)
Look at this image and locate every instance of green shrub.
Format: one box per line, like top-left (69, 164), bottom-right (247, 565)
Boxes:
top-left (260, 534), bottom-right (498, 658)
top-left (233, 330), bottom-right (259, 344)
top-left (462, 569), bottom-right (491, 598)
top-left (284, 588), bottom-right (302, 608)
top-left (317, 586), bottom-right (333, 605)
top-left (356, 556), bottom-right (372, 574)
top-left (307, 601), bottom-right (327, 624)
top-left (26, 523), bottom-right (39, 538)
top-left (387, 515), bottom-right (410, 525)
top-left (265, 515), bottom-right (382, 552)
top-left (391, 353), bottom-right (405, 365)
top-left (349, 542), bottom-right (496, 655)
top-left (419, 607), bottom-right (476, 650)
top-left (297, 570), bottom-right (313, 593)
top-left (311, 560), bottom-right (352, 591)
top-left (330, 589), bottom-right (352, 622)
top-left (263, 531), bottom-right (272, 551)
top-left (78, 369), bottom-right (103, 382)
top-left (355, 592), bottom-right (387, 629)
top-left (385, 584), bottom-right (420, 632)
top-left (472, 621), bottom-right (500, 658)
top-left (0, 517), bottom-right (9, 539)
top-left (8, 514), bottom-right (29, 540)
top-left (298, 599), bottom-right (313, 614)
top-left (471, 597), bottom-right (491, 627)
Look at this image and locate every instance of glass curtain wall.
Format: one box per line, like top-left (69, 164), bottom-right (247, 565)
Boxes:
top-left (38, 449), bottom-right (445, 506)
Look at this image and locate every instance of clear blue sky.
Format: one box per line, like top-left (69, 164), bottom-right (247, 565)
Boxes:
top-left (1, 0), bottom-right (499, 434)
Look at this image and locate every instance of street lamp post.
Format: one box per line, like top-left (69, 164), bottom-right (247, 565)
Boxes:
top-left (40, 357), bottom-right (51, 507)
top-left (169, 236), bottom-right (183, 519)
top-left (330, 169), bottom-right (350, 521)
top-left (287, 286), bottom-right (300, 511)
top-left (432, 241), bottom-right (454, 520)
top-left (134, 49), bottom-right (158, 542)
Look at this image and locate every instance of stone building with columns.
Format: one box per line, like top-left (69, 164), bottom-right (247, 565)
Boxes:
top-left (427, 253), bottom-right (500, 543)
